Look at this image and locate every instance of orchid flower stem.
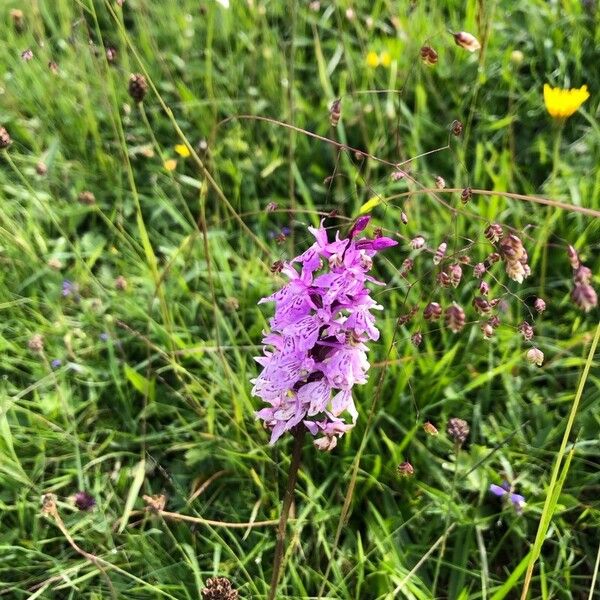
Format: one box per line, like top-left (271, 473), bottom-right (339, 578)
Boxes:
top-left (267, 428), bottom-right (305, 600)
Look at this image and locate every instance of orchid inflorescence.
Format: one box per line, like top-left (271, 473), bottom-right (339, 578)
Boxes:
top-left (252, 216), bottom-right (396, 450)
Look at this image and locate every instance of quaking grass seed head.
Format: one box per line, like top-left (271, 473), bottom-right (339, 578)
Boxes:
top-left (128, 73), bottom-right (148, 103)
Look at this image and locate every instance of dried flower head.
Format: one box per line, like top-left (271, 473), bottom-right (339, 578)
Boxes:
top-left (451, 120), bottom-right (463, 136)
top-left (460, 187), bottom-right (472, 204)
top-left (433, 242), bottom-right (447, 265)
top-left (519, 321), bottom-right (534, 341)
top-left (391, 169), bottom-right (407, 181)
top-left (447, 417), bottom-right (470, 446)
top-left (437, 270), bottom-right (451, 287)
top-left (47, 257), bottom-right (63, 270)
top-left (411, 331), bottom-right (423, 347)
top-left (423, 421), bottom-right (438, 436)
top-left (78, 190), bottom-right (96, 205)
top-left (397, 461), bottom-right (414, 477)
top-left (143, 494), bottom-right (167, 512)
top-left (534, 297), bottom-right (546, 313)
top-left (472, 296), bottom-right (491, 314)
top-left (0, 127), bottom-right (12, 150)
top-left (329, 98), bottom-right (341, 126)
top-left (128, 73), bottom-right (148, 103)
top-left (28, 334), bottom-right (44, 353)
top-left (485, 223), bottom-right (503, 244)
top-left (574, 265), bottom-right (592, 285)
top-left (434, 175), bottom-right (446, 189)
top-left (449, 263), bottom-right (462, 288)
top-left (36, 161), bottom-right (48, 176)
top-left (21, 48), bottom-right (33, 61)
top-left (480, 322), bottom-right (494, 339)
top-left (473, 262), bottom-right (486, 278)
top-left (423, 302), bottom-right (442, 321)
top-left (201, 577), bottom-right (238, 600)
top-left (526, 347), bottom-right (544, 366)
top-left (445, 303), bottom-right (465, 333)
top-left (410, 236), bottom-right (425, 250)
top-left (453, 31), bottom-right (481, 52)
top-left (115, 275), bottom-right (128, 291)
top-left (252, 217), bottom-right (396, 447)
top-left (543, 84), bottom-right (589, 119)
top-left (48, 60), bottom-right (59, 74)
top-left (420, 45), bottom-right (438, 66)
top-left (479, 281), bottom-right (490, 296)
top-left (401, 258), bottom-right (414, 276)
top-left (224, 296), bottom-right (240, 311)
top-left (572, 284), bottom-right (597, 312)
top-left (73, 491), bottom-right (96, 511)
top-left (10, 8), bottom-right (25, 31)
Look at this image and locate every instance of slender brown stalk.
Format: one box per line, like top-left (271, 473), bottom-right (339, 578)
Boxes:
top-left (267, 428), bottom-right (305, 600)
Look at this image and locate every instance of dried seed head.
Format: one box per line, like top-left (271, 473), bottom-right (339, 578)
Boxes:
top-left (10, 9), bottom-right (25, 31)
top-left (447, 417), bottom-right (470, 446)
top-left (270, 260), bottom-right (284, 273)
top-left (265, 201), bottom-right (278, 212)
top-left (410, 236), bottom-right (425, 250)
top-left (534, 297), bottom-right (546, 313)
top-left (488, 315), bottom-right (501, 328)
top-left (526, 347), bottom-right (544, 366)
top-left (489, 298), bottom-right (501, 308)
top-left (411, 331), bottom-right (423, 346)
top-left (574, 265), bottom-right (592, 285)
top-left (423, 421), bottom-right (438, 436)
top-left (451, 120), bottom-right (463, 136)
top-left (434, 175), bottom-right (446, 189)
top-left (485, 252), bottom-right (501, 267)
top-left (437, 270), bottom-right (451, 287)
top-left (423, 302), bottom-right (442, 321)
top-left (449, 263), bottom-right (462, 288)
top-left (78, 190), bottom-right (96, 205)
top-left (143, 493), bottom-right (167, 512)
top-left (479, 281), bottom-right (490, 295)
top-left (485, 223), bottom-right (503, 244)
top-left (28, 334), bottom-right (44, 353)
top-left (460, 187), bottom-right (472, 204)
top-left (572, 283), bottom-right (598, 312)
top-left (128, 73), bottom-right (148, 103)
top-left (500, 234), bottom-right (525, 261)
top-left (224, 296), bottom-right (240, 311)
top-left (401, 211), bottom-right (409, 225)
top-left (397, 461), bottom-right (414, 477)
top-left (48, 60), bottom-right (59, 74)
top-left (445, 303), bottom-right (465, 333)
top-left (106, 47), bottom-right (117, 62)
top-left (566, 245), bottom-right (580, 269)
top-left (453, 31), bottom-right (481, 52)
top-left (201, 577), bottom-right (238, 600)
top-left (21, 48), bottom-right (33, 61)
top-left (47, 257), bottom-right (63, 270)
top-left (115, 275), bottom-right (128, 291)
top-left (480, 322), bottom-right (494, 339)
top-left (309, 1), bottom-right (320, 11)
top-left (472, 296), bottom-right (491, 314)
top-left (0, 127), bottom-right (12, 150)
top-left (433, 242), bottom-right (447, 265)
top-left (420, 45), bottom-right (438, 65)
top-left (505, 259), bottom-right (527, 284)
top-left (398, 305), bottom-right (419, 326)
top-left (391, 169), bottom-right (407, 182)
top-left (519, 321), bottom-right (534, 341)
top-left (459, 255), bottom-right (471, 265)
top-left (41, 493), bottom-right (57, 516)
top-left (329, 98), bottom-right (341, 126)
top-left (401, 258), bottom-right (414, 276)
top-left (36, 161), bottom-right (48, 176)
top-left (473, 262), bottom-right (486, 278)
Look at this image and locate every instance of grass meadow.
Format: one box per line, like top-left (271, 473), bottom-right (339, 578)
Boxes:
top-left (1, 1), bottom-right (599, 598)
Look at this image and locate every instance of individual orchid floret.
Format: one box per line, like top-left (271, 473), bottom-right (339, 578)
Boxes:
top-left (252, 217), bottom-right (396, 449)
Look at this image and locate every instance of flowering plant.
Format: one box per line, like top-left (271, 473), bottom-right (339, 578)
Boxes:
top-left (252, 217), bottom-right (396, 450)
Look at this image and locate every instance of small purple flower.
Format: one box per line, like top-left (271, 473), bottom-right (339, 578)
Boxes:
top-left (253, 217), bottom-right (396, 448)
top-left (73, 491), bottom-right (96, 511)
top-left (62, 280), bottom-right (80, 301)
top-left (51, 359), bottom-right (62, 369)
top-left (489, 481), bottom-right (526, 513)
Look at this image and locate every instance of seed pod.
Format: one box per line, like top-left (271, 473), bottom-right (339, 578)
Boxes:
top-left (449, 263), bottom-right (462, 288)
top-left (201, 577), bottom-right (239, 600)
top-left (473, 262), bottom-right (486, 278)
top-left (21, 48), bottom-right (33, 61)
top-left (329, 98), bottom-right (341, 126)
top-left (479, 281), bottom-right (490, 295)
top-left (391, 167), bottom-right (407, 181)
top-left (437, 270), bottom-right (451, 287)
top-left (574, 265), bottom-right (592, 285)
top-left (398, 305), bottom-right (419, 326)
top-left (445, 303), bottom-right (465, 333)
top-left (572, 283), bottom-right (598, 312)
top-left (484, 223), bottom-right (503, 244)
top-left (106, 47), bottom-right (117, 62)
top-left (115, 275), bottom-right (128, 291)
top-left (526, 347), bottom-right (544, 366)
top-left (411, 236), bottom-right (425, 250)
top-left (453, 31), bottom-right (481, 52)
top-left (397, 461), bottom-right (414, 477)
top-left (401, 211), bottom-right (409, 225)
top-left (481, 322), bottom-right (494, 339)
top-left (48, 60), bottom-right (59, 74)
top-left (0, 127), bottom-right (12, 149)
top-left (484, 252), bottom-right (501, 267)
top-left (505, 259), bottom-right (527, 283)
top-left (473, 296), bottom-right (491, 314)
top-left (459, 255), bottom-right (471, 265)
top-left (566, 245), bottom-right (580, 269)
top-left (423, 422), bottom-right (439, 435)
top-left (270, 260), bottom-right (284, 273)
top-left (433, 242), bottom-right (447, 265)
top-left (36, 161), bottom-right (48, 175)
top-left (78, 190), bottom-right (96, 205)
top-left (460, 187), bottom-right (472, 204)
top-left (519, 321), bottom-right (534, 341)
top-left (423, 302), bottom-right (442, 321)
top-left (500, 234), bottom-right (525, 261)
top-left (411, 331), bottom-right (423, 346)
top-left (265, 201), bottom-right (278, 212)
top-left (434, 175), bottom-right (446, 189)
top-left (28, 334), bottom-right (44, 353)
top-left (420, 45), bottom-right (438, 65)
top-left (451, 120), bottom-right (463, 136)
top-left (401, 258), bottom-right (414, 276)
top-left (447, 417), bottom-right (470, 446)
top-left (534, 297), bottom-right (546, 313)
top-left (489, 315), bottom-right (501, 328)
top-left (128, 73), bottom-right (148, 103)
top-left (489, 298), bottom-right (501, 308)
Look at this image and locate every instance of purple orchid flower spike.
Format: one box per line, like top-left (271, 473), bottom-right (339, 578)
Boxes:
top-left (489, 481), bottom-right (526, 513)
top-left (253, 220), bottom-right (396, 450)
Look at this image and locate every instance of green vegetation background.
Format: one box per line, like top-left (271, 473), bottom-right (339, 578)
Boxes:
top-left (0, 1), bottom-right (599, 599)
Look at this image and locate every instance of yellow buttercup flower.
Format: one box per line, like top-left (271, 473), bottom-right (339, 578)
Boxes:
top-left (164, 159), bottom-right (177, 171)
top-left (379, 51), bottom-right (391, 68)
top-left (366, 50), bottom-right (379, 68)
top-left (543, 84), bottom-right (590, 119)
top-left (174, 144), bottom-right (190, 157)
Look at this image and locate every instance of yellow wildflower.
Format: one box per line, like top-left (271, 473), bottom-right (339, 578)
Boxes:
top-left (163, 159), bottom-right (177, 171)
top-left (379, 51), bottom-right (391, 67)
top-left (543, 84), bottom-right (590, 119)
top-left (175, 144), bottom-right (190, 157)
top-left (366, 51), bottom-right (379, 68)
